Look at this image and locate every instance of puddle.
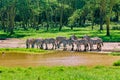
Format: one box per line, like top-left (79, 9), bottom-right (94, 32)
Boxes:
top-left (0, 51), bottom-right (120, 67)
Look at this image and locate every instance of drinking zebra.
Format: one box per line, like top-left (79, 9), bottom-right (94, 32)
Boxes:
top-left (83, 35), bottom-right (103, 51)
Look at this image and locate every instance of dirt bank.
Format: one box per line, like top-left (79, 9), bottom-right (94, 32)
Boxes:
top-left (0, 38), bottom-right (120, 52)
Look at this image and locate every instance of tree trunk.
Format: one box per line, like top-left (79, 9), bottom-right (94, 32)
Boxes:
top-left (45, 10), bottom-right (49, 31)
top-left (106, 17), bottom-right (110, 36)
top-left (6, 4), bottom-right (16, 35)
top-left (71, 25), bottom-right (73, 30)
top-left (115, 12), bottom-right (119, 22)
top-left (59, 1), bottom-right (64, 31)
top-left (100, 16), bottom-right (103, 30)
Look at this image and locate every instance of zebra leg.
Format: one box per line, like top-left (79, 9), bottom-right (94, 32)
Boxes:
top-left (26, 43), bottom-right (29, 48)
top-left (57, 44), bottom-right (59, 48)
top-left (71, 44), bottom-right (74, 51)
top-left (39, 44), bottom-right (43, 49)
top-left (79, 46), bottom-right (82, 51)
top-left (86, 44), bottom-right (89, 51)
top-left (84, 45), bottom-right (86, 51)
top-left (52, 44), bottom-right (54, 50)
top-left (55, 44), bottom-right (57, 49)
top-left (31, 44), bottom-right (34, 48)
top-left (76, 44), bottom-right (79, 51)
top-left (90, 44), bottom-right (93, 51)
top-left (57, 43), bottom-right (60, 48)
top-left (63, 44), bottom-right (67, 51)
top-left (97, 43), bottom-right (101, 51)
top-left (45, 43), bottom-right (48, 50)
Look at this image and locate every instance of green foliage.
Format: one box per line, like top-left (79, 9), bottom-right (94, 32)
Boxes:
top-left (113, 60), bottom-right (120, 66)
top-left (68, 9), bottom-right (81, 26)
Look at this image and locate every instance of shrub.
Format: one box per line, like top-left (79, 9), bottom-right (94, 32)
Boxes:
top-left (113, 60), bottom-right (120, 66)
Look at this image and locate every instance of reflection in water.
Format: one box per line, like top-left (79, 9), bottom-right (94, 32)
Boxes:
top-left (0, 51), bottom-right (120, 67)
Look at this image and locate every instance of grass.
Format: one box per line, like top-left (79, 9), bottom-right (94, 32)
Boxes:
top-left (0, 66), bottom-right (120, 80)
top-left (0, 26), bottom-right (120, 42)
top-left (0, 48), bottom-right (54, 54)
top-left (110, 52), bottom-right (120, 56)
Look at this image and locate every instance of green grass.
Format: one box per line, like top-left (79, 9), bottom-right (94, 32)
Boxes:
top-left (0, 66), bottom-right (120, 80)
top-left (110, 52), bottom-right (120, 56)
top-left (0, 48), bottom-right (54, 54)
top-left (0, 26), bottom-right (120, 42)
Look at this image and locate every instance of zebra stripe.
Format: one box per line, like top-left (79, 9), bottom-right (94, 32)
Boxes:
top-left (59, 39), bottom-right (75, 51)
top-left (75, 39), bottom-right (89, 51)
top-left (26, 38), bottom-right (35, 48)
top-left (83, 35), bottom-right (103, 51)
top-left (43, 38), bottom-right (56, 50)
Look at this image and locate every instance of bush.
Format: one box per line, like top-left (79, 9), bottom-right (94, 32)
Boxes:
top-left (113, 60), bottom-right (120, 66)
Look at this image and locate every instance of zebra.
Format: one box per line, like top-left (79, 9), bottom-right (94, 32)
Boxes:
top-left (59, 39), bottom-right (75, 51)
top-left (82, 35), bottom-right (103, 51)
top-left (26, 38), bottom-right (35, 48)
top-left (69, 34), bottom-right (77, 40)
top-left (56, 36), bottom-right (66, 48)
top-left (43, 38), bottom-right (56, 50)
top-left (34, 38), bottom-right (44, 49)
top-left (74, 39), bottom-right (89, 51)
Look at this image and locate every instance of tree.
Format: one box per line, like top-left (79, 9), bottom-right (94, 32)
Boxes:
top-left (99, 0), bottom-right (106, 30)
top-left (112, 1), bottom-right (120, 22)
top-left (105, 0), bottom-right (115, 36)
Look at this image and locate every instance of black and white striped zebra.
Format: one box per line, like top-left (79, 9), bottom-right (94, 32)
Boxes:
top-left (59, 39), bottom-right (75, 51)
top-left (26, 38), bottom-right (35, 48)
top-left (74, 39), bottom-right (89, 51)
top-left (83, 35), bottom-right (103, 51)
top-left (43, 38), bottom-right (56, 50)
top-left (34, 38), bottom-right (44, 49)
top-left (56, 36), bottom-right (66, 48)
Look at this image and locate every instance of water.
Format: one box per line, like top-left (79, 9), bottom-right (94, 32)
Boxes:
top-left (0, 51), bottom-right (120, 67)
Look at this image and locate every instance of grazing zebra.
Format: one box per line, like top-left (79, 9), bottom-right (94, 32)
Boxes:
top-left (43, 38), bottom-right (56, 50)
top-left (74, 39), bottom-right (89, 51)
top-left (59, 39), bottom-right (75, 51)
top-left (83, 35), bottom-right (103, 51)
top-left (34, 38), bottom-right (44, 49)
top-left (26, 38), bottom-right (35, 48)
top-left (69, 34), bottom-right (77, 40)
top-left (56, 36), bottom-right (66, 48)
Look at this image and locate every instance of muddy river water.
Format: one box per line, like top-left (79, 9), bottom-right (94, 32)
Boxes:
top-left (0, 51), bottom-right (120, 67)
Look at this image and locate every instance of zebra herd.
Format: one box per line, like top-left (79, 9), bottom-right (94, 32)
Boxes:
top-left (26, 35), bottom-right (103, 51)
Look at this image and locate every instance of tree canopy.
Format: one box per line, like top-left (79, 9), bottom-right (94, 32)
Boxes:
top-left (0, 0), bottom-right (119, 36)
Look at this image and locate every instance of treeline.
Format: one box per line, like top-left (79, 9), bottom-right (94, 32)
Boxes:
top-left (0, 0), bottom-right (120, 36)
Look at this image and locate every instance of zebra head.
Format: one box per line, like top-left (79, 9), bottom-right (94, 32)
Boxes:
top-left (82, 35), bottom-right (91, 41)
top-left (69, 34), bottom-right (77, 40)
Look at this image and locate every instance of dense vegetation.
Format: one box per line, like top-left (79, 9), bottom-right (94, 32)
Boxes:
top-left (0, 0), bottom-right (120, 36)
top-left (0, 26), bottom-right (120, 42)
top-left (0, 66), bottom-right (120, 80)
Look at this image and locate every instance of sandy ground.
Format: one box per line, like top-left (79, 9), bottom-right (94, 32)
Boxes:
top-left (0, 38), bottom-right (120, 52)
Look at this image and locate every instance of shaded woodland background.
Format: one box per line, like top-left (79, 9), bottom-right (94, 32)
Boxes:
top-left (0, 0), bottom-right (120, 36)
